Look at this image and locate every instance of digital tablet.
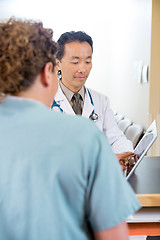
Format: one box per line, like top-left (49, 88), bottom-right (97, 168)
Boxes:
top-left (126, 120), bottom-right (157, 180)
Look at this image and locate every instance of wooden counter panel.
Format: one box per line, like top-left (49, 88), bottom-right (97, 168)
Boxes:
top-left (137, 194), bottom-right (160, 207)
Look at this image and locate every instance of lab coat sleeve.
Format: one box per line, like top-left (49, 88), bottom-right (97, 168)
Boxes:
top-left (90, 89), bottom-right (133, 153)
top-left (102, 96), bottom-right (133, 153)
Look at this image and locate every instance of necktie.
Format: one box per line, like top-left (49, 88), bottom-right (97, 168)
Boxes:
top-left (71, 93), bottom-right (82, 115)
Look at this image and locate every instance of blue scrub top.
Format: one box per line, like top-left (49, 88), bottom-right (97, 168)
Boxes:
top-left (0, 98), bottom-right (140, 240)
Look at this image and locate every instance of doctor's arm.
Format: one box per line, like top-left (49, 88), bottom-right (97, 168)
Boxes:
top-left (94, 221), bottom-right (129, 240)
top-left (102, 96), bottom-right (133, 154)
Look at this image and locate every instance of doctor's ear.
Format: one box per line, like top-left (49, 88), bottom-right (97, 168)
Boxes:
top-left (56, 59), bottom-right (61, 68)
top-left (56, 59), bottom-right (62, 80)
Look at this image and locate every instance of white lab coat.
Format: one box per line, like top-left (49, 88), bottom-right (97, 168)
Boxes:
top-left (53, 85), bottom-right (133, 153)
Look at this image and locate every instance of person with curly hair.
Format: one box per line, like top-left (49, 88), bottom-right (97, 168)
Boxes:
top-left (0, 17), bottom-right (58, 104)
top-left (0, 18), bottom-right (140, 240)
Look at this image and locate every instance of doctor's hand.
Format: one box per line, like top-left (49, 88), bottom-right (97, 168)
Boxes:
top-left (116, 152), bottom-right (138, 173)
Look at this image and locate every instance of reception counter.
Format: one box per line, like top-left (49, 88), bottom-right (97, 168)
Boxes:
top-left (127, 156), bottom-right (160, 237)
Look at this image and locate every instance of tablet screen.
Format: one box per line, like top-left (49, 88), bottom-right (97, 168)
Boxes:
top-left (126, 120), bottom-right (157, 180)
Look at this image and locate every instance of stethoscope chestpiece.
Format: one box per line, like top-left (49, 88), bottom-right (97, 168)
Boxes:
top-left (89, 112), bottom-right (99, 121)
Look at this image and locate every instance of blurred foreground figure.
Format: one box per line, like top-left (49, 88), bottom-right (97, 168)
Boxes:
top-left (0, 18), bottom-right (140, 240)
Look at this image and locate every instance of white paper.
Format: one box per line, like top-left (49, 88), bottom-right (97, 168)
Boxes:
top-left (126, 207), bottom-right (160, 223)
top-left (129, 236), bottom-right (147, 240)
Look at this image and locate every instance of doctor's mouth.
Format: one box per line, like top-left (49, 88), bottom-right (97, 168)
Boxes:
top-left (74, 75), bottom-right (87, 81)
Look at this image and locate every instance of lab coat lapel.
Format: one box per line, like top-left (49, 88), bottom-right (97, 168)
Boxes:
top-left (54, 86), bottom-right (75, 115)
top-left (82, 89), bottom-right (94, 119)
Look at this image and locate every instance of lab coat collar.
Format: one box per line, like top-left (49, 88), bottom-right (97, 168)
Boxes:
top-left (54, 86), bottom-right (75, 115)
top-left (82, 88), bottom-right (94, 118)
top-left (54, 85), bottom-right (94, 118)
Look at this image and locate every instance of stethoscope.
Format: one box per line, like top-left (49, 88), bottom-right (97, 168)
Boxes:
top-left (51, 89), bottom-right (99, 121)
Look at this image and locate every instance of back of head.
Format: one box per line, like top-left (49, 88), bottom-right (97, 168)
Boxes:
top-left (56, 31), bottom-right (93, 60)
top-left (0, 17), bottom-right (57, 95)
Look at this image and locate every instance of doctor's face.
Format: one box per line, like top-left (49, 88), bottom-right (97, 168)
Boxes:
top-left (57, 41), bottom-right (92, 93)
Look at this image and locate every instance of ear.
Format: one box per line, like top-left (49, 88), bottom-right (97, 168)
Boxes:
top-left (56, 59), bottom-right (61, 71)
top-left (42, 62), bottom-right (53, 87)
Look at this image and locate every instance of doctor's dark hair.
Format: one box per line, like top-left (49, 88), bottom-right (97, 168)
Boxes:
top-left (0, 17), bottom-right (57, 95)
top-left (56, 31), bottom-right (93, 60)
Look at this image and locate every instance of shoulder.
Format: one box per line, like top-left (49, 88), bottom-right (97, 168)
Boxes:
top-left (87, 88), bottom-right (111, 114)
top-left (87, 88), bottom-right (107, 98)
top-left (87, 88), bottom-right (109, 104)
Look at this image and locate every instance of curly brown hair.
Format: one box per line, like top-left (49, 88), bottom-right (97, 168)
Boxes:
top-left (0, 17), bottom-right (57, 94)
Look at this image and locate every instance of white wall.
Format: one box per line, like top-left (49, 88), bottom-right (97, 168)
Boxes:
top-left (0, 0), bottom-right (152, 128)
top-left (87, 0), bottom-right (152, 129)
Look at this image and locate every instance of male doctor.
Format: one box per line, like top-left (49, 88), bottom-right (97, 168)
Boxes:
top-left (52, 31), bottom-right (137, 168)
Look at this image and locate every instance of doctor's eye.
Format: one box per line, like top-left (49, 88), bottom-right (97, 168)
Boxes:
top-left (71, 61), bottom-right (79, 64)
top-left (72, 62), bottom-right (79, 64)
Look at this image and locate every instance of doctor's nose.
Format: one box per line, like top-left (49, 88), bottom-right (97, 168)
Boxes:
top-left (77, 63), bottom-right (87, 73)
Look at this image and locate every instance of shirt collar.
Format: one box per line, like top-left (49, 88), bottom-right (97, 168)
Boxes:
top-left (59, 80), bottom-right (85, 102)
